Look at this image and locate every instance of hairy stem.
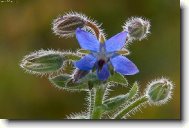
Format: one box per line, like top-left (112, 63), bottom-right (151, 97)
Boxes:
top-left (89, 89), bottom-right (95, 118)
top-left (86, 21), bottom-right (100, 39)
top-left (114, 96), bottom-right (148, 119)
top-left (91, 84), bottom-right (106, 119)
top-left (86, 21), bottom-right (105, 43)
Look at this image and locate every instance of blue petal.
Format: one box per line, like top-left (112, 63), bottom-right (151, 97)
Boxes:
top-left (76, 28), bottom-right (100, 52)
top-left (74, 54), bottom-right (96, 71)
top-left (97, 64), bottom-right (110, 81)
top-left (110, 55), bottom-right (139, 75)
top-left (105, 31), bottom-right (128, 52)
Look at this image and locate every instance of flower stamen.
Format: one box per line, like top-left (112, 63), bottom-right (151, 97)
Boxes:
top-left (97, 59), bottom-right (106, 71)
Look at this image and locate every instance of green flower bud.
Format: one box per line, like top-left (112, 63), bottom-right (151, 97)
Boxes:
top-left (145, 78), bottom-right (174, 105)
top-left (123, 17), bottom-right (150, 41)
top-left (52, 12), bottom-right (86, 37)
top-left (20, 50), bottom-right (64, 75)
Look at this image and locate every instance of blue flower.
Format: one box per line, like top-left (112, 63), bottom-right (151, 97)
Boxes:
top-left (74, 28), bottom-right (139, 81)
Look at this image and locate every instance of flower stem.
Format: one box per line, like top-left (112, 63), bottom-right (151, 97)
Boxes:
top-left (89, 89), bottom-right (95, 118)
top-left (86, 21), bottom-right (100, 39)
top-left (86, 21), bottom-right (105, 43)
top-left (91, 84), bottom-right (106, 119)
top-left (114, 96), bottom-right (148, 119)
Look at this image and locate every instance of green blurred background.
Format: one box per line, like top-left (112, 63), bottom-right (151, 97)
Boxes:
top-left (0, 0), bottom-right (180, 119)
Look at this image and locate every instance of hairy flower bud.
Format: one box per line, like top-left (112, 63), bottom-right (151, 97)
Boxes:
top-left (123, 17), bottom-right (150, 41)
top-left (20, 50), bottom-right (64, 75)
top-left (73, 69), bottom-right (90, 82)
top-left (52, 12), bottom-right (86, 37)
top-left (145, 78), bottom-right (173, 105)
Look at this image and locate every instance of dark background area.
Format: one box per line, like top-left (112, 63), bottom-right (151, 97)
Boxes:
top-left (0, 0), bottom-right (180, 119)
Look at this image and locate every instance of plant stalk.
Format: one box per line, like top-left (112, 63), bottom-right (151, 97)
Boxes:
top-left (89, 89), bottom-right (95, 118)
top-left (86, 21), bottom-right (105, 43)
top-left (91, 84), bottom-right (106, 119)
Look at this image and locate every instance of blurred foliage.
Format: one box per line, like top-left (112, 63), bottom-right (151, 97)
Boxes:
top-left (0, 0), bottom-right (180, 119)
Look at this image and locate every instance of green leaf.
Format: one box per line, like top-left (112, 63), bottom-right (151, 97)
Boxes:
top-left (114, 96), bottom-right (148, 119)
top-left (103, 94), bottom-right (129, 112)
top-left (102, 82), bottom-right (138, 113)
top-left (49, 74), bottom-right (89, 91)
top-left (66, 79), bottom-right (89, 90)
top-left (77, 49), bottom-right (90, 55)
top-left (108, 73), bottom-right (128, 86)
top-left (49, 74), bottom-right (70, 88)
top-left (128, 82), bottom-right (138, 99)
top-left (112, 82), bottom-right (141, 119)
top-left (78, 73), bottom-right (99, 84)
top-left (75, 72), bottom-right (101, 89)
top-left (116, 48), bottom-right (130, 55)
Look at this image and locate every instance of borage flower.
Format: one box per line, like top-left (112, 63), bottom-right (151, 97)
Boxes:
top-left (74, 28), bottom-right (139, 81)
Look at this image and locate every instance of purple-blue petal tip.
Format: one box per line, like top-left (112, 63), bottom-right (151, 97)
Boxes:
top-left (110, 55), bottom-right (139, 75)
top-left (75, 28), bottom-right (100, 52)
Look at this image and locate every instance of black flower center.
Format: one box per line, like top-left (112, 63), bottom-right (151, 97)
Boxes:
top-left (97, 59), bottom-right (105, 71)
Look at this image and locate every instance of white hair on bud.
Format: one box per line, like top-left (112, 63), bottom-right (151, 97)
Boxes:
top-left (52, 11), bottom-right (106, 39)
top-left (122, 16), bottom-right (151, 42)
top-left (145, 77), bottom-right (174, 106)
top-left (20, 49), bottom-right (64, 76)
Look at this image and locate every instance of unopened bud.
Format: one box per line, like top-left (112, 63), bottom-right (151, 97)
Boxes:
top-left (20, 50), bottom-right (64, 74)
top-left (73, 69), bottom-right (89, 82)
top-left (123, 17), bottom-right (150, 41)
top-left (145, 78), bottom-right (173, 105)
top-left (52, 12), bottom-right (86, 37)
